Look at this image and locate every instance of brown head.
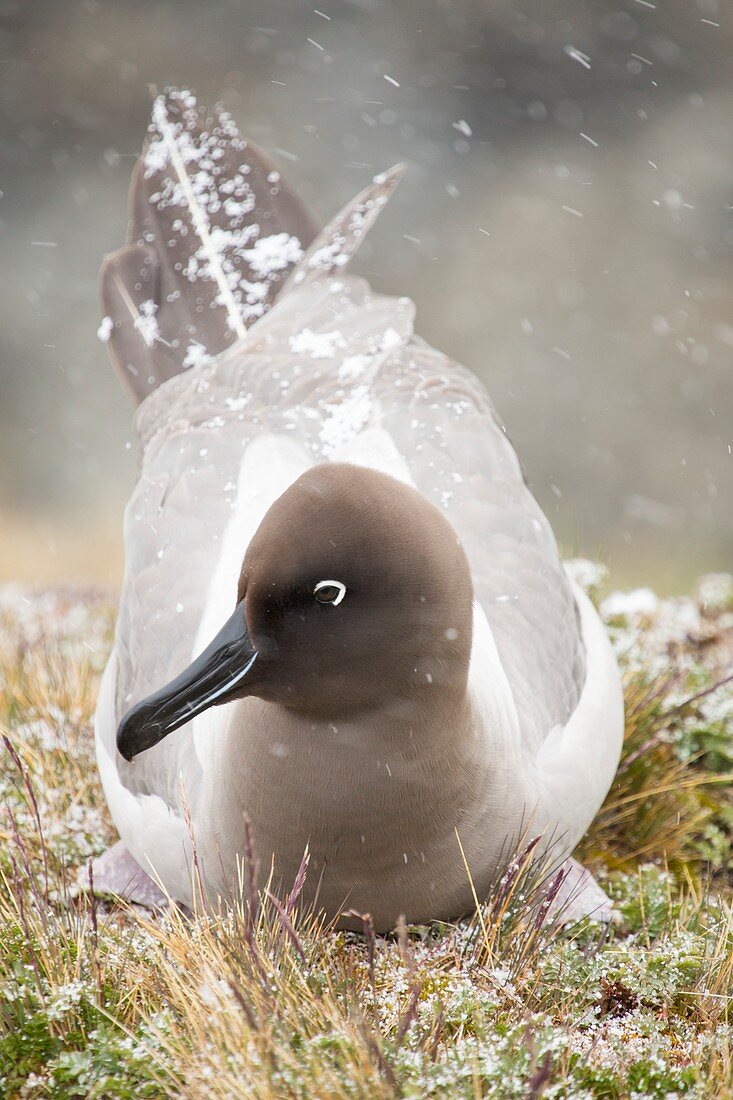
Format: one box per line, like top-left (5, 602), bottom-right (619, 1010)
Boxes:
top-left (117, 464), bottom-right (473, 759)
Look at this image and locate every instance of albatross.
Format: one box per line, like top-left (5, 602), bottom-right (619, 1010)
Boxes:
top-left (92, 90), bottom-right (624, 930)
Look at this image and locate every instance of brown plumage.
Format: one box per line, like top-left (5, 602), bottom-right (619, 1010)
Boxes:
top-left (99, 89), bottom-right (319, 404)
top-left (238, 463), bottom-right (473, 715)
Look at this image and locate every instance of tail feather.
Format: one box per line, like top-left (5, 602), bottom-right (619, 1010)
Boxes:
top-left (100, 89), bottom-right (319, 404)
top-left (100, 90), bottom-right (406, 406)
top-left (282, 163), bottom-right (405, 293)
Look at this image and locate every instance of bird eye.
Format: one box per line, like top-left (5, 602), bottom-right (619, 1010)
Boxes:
top-left (313, 580), bottom-right (346, 606)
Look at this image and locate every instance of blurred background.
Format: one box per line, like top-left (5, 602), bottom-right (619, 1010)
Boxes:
top-left (1, 0), bottom-right (731, 592)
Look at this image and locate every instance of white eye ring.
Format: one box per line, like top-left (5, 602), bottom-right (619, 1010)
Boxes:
top-left (314, 579), bottom-right (346, 606)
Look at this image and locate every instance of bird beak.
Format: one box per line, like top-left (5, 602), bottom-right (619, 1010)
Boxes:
top-left (116, 600), bottom-right (257, 761)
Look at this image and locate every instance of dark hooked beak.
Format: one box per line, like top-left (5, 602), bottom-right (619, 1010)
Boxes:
top-left (117, 600), bottom-right (257, 762)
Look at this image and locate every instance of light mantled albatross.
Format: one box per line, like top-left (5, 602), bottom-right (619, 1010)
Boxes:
top-left (92, 89), bottom-right (624, 930)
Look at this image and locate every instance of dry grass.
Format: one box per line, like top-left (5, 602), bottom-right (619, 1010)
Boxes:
top-left (0, 577), bottom-right (731, 1098)
top-left (580, 672), bottom-right (733, 873)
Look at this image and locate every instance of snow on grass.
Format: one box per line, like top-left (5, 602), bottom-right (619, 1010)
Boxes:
top-left (0, 577), bottom-right (731, 1097)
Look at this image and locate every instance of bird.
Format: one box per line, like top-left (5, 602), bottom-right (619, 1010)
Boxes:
top-left (92, 89), bottom-right (624, 931)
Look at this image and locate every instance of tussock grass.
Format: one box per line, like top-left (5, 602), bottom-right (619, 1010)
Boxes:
top-left (0, 576), bottom-right (731, 1098)
top-left (580, 672), bottom-right (733, 873)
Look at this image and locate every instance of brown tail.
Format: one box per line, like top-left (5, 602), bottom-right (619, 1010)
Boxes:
top-left (99, 89), bottom-right (319, 405)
